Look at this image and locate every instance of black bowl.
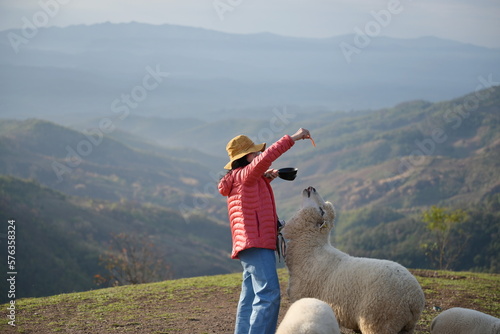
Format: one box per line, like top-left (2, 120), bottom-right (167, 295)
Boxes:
top-left (278, 167), bottom-right (298, 181)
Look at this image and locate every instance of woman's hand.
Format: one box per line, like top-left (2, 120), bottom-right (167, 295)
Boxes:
top-left (264, 169), bottom-right (279, 181)
top-left (291, 128), bottom-right (311, 141)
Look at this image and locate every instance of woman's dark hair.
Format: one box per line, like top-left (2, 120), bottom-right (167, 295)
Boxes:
top-left (231, 155), bottom-right (250, 170)
top-left (222, 154), bottom-right (251, 177)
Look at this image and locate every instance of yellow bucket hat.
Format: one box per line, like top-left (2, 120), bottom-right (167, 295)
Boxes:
top-left (224, 135), bottom-right (266, 169)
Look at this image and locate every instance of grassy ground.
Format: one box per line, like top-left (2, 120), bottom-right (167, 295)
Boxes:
top-left (1, 268), bottom-right (499, 333)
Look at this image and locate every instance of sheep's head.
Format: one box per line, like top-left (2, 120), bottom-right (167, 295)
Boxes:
top-left (283, 187), bottom-right (335, 240)
top-left (301, 186), bottom-right (335, 228)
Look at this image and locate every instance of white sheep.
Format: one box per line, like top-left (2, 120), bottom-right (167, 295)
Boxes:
top-left (282, 186), bottom-right (426, 334)
top-left (430, 307), bottom-right (500, 334)
top-left (276, 298), bottom-right (341, 334)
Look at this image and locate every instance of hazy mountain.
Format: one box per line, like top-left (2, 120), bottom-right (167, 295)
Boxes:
top-left (71, 87), bottom-right (499, 213)
top-left (271, 86), bottom-right (500, 214)
top-left (1, 22), bottom-right (499, 121)
top-left (0, 87), bottom-right (498, 301)
top-left (1, 86), bottom-right (498, 217)
top-left (0, 118), bottom-right (227, 218)
top-left (0, 176), bottom-right (240, 302)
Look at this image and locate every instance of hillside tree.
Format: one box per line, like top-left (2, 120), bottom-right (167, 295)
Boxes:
top-left (421, 206), bottom-right (469, 270)
top-left (95, 233), bottom-right (172, 286)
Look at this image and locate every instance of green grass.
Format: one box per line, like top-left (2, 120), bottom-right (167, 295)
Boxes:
top-left (412, 269), bottom-right (500, 331)
top-left (0, 272), bottom-right (243, 333)
top-left (1, 269), bottom-right (499, 333)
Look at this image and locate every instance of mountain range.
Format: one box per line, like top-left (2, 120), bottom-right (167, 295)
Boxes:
top-left (0, 86), bottom-right (499, 302)
top-left (1, 22), bottom-right (499, 121)
top-left (3, 86), bottom-right (498, 219)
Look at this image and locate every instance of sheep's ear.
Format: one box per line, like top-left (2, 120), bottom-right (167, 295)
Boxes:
top-left (324, 201), bottom-right (335, 222)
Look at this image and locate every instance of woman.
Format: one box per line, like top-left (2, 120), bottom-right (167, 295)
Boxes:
top-left (218, 128), bottom-right (312, 334)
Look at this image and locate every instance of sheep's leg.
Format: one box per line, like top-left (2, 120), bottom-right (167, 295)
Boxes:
top-left (397, 320), bottom-right (416, 334)
top-left (357, 318), bottom-right (377, 334)
top-left (357, 324), bottom-right (376, 334)
top-left (401, 318), bottom-right (418, 334)
top-left (286, 280), bottom-right (302, 303)
top-left (358, 321), bottom-right (406, 334)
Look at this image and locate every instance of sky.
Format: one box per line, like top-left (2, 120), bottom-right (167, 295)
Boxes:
top-left (0, 0), bottom-right (499, 48)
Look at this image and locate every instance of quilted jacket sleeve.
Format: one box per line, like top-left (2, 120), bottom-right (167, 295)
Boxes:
top-left (218, 171), bottom-right (233, 197)
top-left (238, 135), bottom-right (295, 185)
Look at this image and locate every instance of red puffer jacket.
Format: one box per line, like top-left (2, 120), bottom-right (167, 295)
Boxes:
top-left (218, 135), bottom-right (295, 259)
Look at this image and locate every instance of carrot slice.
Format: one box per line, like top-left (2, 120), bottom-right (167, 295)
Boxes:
top-left (310, 137), bottom-right (316, 147)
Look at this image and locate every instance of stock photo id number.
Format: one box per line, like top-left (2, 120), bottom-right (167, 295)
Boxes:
top-left (6, 219), bottom-right (17, 327)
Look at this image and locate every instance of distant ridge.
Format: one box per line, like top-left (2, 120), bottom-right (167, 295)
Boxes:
top-left (1, 22), bottom-right (499, 120)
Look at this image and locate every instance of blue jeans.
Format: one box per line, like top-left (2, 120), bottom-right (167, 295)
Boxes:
top-left (234, 248), bottom-right (280, 334)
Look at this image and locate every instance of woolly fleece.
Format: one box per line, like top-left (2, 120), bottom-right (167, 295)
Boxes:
top-left (276, 298), bottom-right (341, 334)
top-left (430, 307), bottom-right (500, 334)
top-left (282, 187), bottom-right (426, 334)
